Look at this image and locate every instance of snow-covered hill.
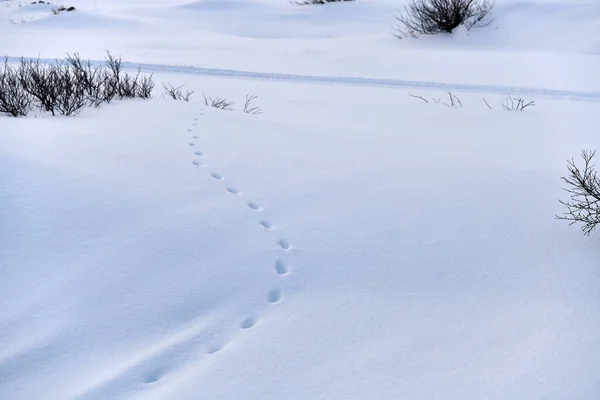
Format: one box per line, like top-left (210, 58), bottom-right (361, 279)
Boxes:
top-left (1, 1), bottom-right (599, 399)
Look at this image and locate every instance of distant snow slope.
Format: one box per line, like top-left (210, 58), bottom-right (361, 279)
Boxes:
top-left (1, 1), bottom-right (600, 399)
top-left (2, 0), bottom-right (600, 90)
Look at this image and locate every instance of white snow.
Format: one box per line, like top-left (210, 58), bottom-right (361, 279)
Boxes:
top-left (1, 1), bottom-right (600, 399)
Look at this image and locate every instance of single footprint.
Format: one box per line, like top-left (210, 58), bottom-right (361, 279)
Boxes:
top-left (143, 369), bottom-right (164, 384)
top-left (194, 118), bottom-right (198, 121)
top-left (193, 135), bottom-right (199, 139)
top-left (260, 220), bottom-right (272, 230)
top-left (275, 259), bottom-right (289, 275)
top-left (241, 317), bottom-right (257, 330)
top-left (247, 202), bottom-right (262, 211)
top-left (267, 288), bottom-right (282, 303)
top-left (189, 143), bottom-right (196, 147)
top-left (187, 128), bottom-right (192, 132)
top-left (192, 160), bottom-right (203, 167)
top-left (226, 187), bottom-right (240, 195)
top-left (277, 239), bottom-right (290, 250)
top-left (207, 344), bottom-right (223, 355)
top-left (211, 173), bottom-right (224, 181)
top-left (194, 151), bottom-right (203, 156)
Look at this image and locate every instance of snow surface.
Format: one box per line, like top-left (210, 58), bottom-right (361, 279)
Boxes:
top-left (1, 1), bottom-right (600, 399)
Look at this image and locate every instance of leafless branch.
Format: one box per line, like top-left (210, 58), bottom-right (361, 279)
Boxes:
top-left (443, 91), bottom-right (462, 108)
top-left (482, 97), bottom-right (492, 110)
top-left (501, 94), bottom-right (535, 111)
top-left (202, 93), bottom-right (234, 111)
top-left (162, 82), bottom-right (193, 101)
top-left (243, 94), bottom-right (263, 114)
top-left (557, 150), bottom-right (600, 235)
top-left (409, 94), bottom-right (429, 103)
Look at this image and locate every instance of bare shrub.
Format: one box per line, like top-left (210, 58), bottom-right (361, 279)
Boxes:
top-left (242, 94), bottom-right (262, 114)
top-left (202, 93), bottom-right (234, 111)
top-left (501, 94), bottom-right (535, 111)
top-left (409, 91), bottom-right (462, 108)
top-left (443, 91), bottom-right (462, 108)
top-left (118, 70), bottom-right (142, 99)
top-left (65, 53), bottom-right (112, 106)
top-left (0, 58), bottom-right (33, 117)
top-left (557, 150), bottom-right (600, 235)
top-left (395, 0), bottom-right (494, 38)
top-left (136, 75), bottom-right (154, 99)
top-left (0, 52), bottom-right (154, 117)
top-left (19, 59), bottom-right (62, 115)
top-left (103, 52), bottom-right (143, 100)
top-left (53, 62), bottom-right (87, 115)
top-left (162, 83), bottom-right (193, 101)
top-left (18, 58), bottom-right (89, 115)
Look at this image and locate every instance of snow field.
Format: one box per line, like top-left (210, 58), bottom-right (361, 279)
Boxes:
top-left (1, 0), bottom-right (600, 399)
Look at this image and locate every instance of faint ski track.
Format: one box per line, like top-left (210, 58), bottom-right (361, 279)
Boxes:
top-left (6, 56), bottom-right (600, 102)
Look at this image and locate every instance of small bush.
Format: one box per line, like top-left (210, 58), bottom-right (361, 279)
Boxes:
top-left (395, 0), bottom-right (494, 38)
top-left (0, 52), bottom-right (154, 117)
top-left (0, 58), bottom-right (33, 117)
top-left (19, 58), bottom-right (86, 115)
top-left (242, 94), bottom-right (262, 114)
top-left (202, 94), bottom-right (234, 111)
top-left (162, 83), bottom-right (193, 101)
top-left (557, 150), bottom-right (600, 235)
top-left (501, 94), bottom-right (534, 111)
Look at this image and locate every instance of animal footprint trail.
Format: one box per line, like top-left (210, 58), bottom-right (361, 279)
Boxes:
top-left (184, 115), bottom-right (295, 351)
